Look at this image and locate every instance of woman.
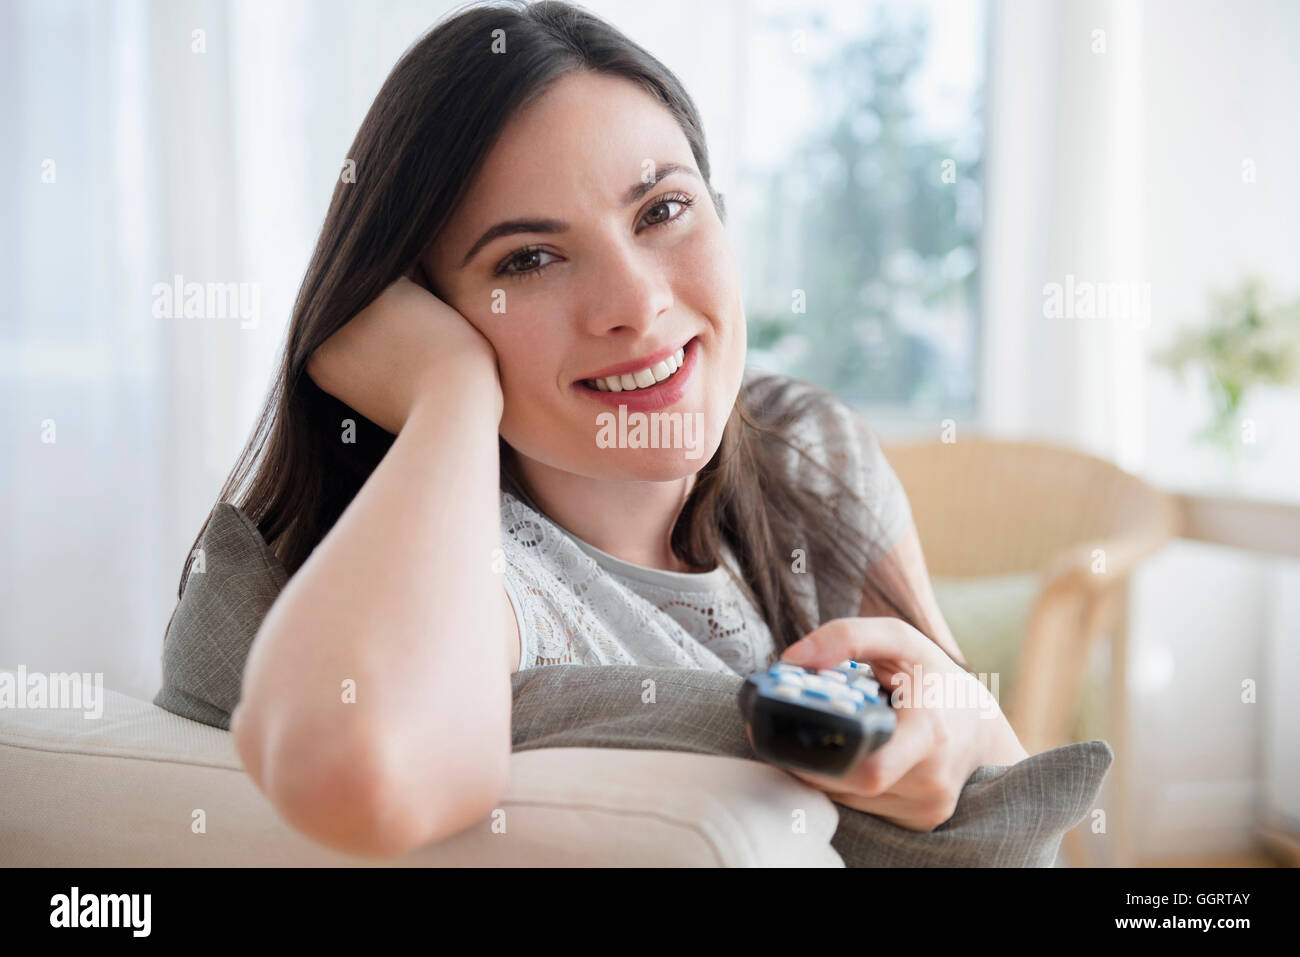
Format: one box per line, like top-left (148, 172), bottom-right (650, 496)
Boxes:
top-left (164, 0), bottom-right (1028, 859)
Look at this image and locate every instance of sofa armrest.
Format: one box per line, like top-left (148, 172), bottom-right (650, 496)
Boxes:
top-left (411, 747), bottom-right (844, 866)
top-left (0, 673), bottom-right (843, 867)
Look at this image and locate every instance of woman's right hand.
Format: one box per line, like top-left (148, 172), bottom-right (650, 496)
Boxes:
top-left (306, 276), bottom-right (502, 433)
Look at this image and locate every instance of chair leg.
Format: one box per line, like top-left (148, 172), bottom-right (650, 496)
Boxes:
top-left (1107, 580), bottom-right (1134, 867)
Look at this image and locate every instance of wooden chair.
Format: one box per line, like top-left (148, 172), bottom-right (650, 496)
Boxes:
top-left (883, 437), bottom-right (1181, 866)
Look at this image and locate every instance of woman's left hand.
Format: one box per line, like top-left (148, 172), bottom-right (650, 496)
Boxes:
top-left (765, 617), bottom-right (1029, 832)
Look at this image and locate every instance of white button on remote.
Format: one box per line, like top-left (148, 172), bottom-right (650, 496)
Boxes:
top-left (851, 677), bottom-right (880, 697)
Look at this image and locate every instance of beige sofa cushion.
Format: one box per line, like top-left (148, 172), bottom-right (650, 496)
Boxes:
top-left (0, 670), bottom-right (844, 866)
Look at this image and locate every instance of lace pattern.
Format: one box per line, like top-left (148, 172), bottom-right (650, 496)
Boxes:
top-left (500, 494), bottom-right (776, 674)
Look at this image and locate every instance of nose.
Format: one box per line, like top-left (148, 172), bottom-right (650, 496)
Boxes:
top-left (577, 239), bottom-right (675, 337)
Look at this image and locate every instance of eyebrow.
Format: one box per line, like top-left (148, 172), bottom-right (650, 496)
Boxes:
top-left (459, 162), bottom-right (700, 269)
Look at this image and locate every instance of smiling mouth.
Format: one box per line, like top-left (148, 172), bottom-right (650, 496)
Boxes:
top-left (580, 340), bottom-right (692, 393)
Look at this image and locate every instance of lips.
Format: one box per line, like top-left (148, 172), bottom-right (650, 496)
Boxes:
top-left (573, 335), bottom-right (700, 412)
top-left (574, 337), bottom-right (695, 384)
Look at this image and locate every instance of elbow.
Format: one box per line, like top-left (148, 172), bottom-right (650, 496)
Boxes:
top-left (235, 707), bottom-right (510, 861)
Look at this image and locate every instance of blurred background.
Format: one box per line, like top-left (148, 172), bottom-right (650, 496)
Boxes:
top-left (1, 0), bottom-right (1296, 867)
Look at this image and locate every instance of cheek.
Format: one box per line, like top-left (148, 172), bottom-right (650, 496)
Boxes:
top-left (672, 225), bottom-right (741, 313)
top-left (440, 280), bottom-right (560, 392)
top-left (496, 325), bottom-right (565, 399)
top-left (673, 227), bottom-right (746, 374)
top-left (484, 308), bottom-right (571, 423)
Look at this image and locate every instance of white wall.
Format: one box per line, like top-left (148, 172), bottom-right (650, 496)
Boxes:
top-left (1131, 0), bottom-right (1300, 861)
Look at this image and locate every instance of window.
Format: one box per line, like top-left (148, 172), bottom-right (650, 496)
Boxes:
top-left (734, 0), bottom-right (986, 424)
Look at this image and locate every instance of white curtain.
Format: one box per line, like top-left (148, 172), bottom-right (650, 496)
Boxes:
top-left (981, 0), bottom-right (1146, 467)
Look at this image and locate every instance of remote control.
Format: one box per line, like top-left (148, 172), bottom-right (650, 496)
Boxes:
top-left (739, 658), bottom-right (896, 776)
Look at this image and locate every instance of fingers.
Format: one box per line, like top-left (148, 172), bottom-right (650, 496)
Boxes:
top-left (787, 764), bottom-right (957, 832)
top-left (836, 786), bottom-right (959, 832)
top-left (769, 617), bottom-right (975, 832)
top-left (779, 616), bottom-right (931, 676)
top-left (847, 706), bottom-right (933, 796)
top-left (783, 705), bottom-right (930, 798)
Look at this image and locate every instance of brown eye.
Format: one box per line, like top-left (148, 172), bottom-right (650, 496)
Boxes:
top-left (643, 201), bottom-right (674, 225)
top-left (639, 192), bottom-right (695, 231)
top-left (510, 250), bottom-right (542, 271)
top-left (495, 245), bottom-right (559, 279)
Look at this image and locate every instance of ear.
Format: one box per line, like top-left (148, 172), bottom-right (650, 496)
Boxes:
top-left (405, 251), bottom-right (435, 293)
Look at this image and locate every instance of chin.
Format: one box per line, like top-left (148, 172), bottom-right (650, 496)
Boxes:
top-left (596, 445), bottom-right (720, 480)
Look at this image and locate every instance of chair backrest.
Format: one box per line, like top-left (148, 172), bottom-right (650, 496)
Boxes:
top-left (882, 437), bottom-right (1180, 577)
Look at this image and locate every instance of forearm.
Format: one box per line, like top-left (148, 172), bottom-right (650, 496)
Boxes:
top-left (234, 354), bottom-right (509, 854)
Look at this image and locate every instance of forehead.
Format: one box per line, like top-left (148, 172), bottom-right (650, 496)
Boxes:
top-left (443, 71), bottom-right (694, 236)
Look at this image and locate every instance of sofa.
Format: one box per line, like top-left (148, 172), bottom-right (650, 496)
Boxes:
top-left (0, 664), bottom-right (1113, 866)
top-left (0, 669), bottom-right (844, 866)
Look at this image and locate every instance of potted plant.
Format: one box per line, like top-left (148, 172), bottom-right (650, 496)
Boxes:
top-left (1152, 277), bottom-right (1300, 459)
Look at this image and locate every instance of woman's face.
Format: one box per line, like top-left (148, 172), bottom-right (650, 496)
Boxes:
top-left (422, 70), bottom-right (746, 484)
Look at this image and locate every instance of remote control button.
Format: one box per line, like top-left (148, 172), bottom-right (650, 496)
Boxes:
top-left (832, 685), bottom-right (866, 704)
top-left (774, 671), bottom-right (804, 686)
top-left (802, 687), bottom-right (832, 701)
top-left (831, 698), bottom-right (860, 715)
top-left (839, 660), bottom-right (878, 680)
top-left (851, 677), bottom-right (881, 697)
top-left (772, 684), bottom-right (803, 700)
top-left (770, 662), bottom-right (805, 674)
top-left (817, 669), bottom-right (849, 683)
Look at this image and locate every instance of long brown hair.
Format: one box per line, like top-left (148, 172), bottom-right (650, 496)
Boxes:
top-left (181, 0), bottom-right (955, 662)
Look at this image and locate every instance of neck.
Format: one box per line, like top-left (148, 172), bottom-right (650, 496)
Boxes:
top-left (506, 448), bottom-right (706, 574)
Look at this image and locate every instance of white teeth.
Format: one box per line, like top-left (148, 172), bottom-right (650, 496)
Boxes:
top-left (585, 342), bottom-right (691, 393)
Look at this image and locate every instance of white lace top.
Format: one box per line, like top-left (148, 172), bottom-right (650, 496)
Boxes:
top-left (498, 371), bottom-right (913, 676)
